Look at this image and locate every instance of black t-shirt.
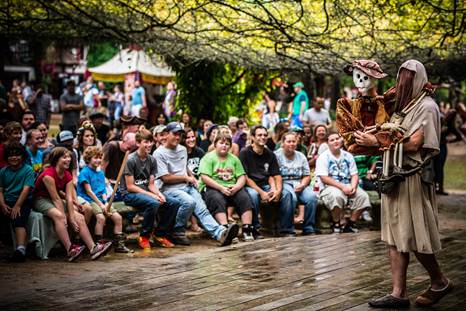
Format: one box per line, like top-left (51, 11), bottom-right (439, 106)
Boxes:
top-left (266, 138), bottom-right (276, 151)
top-left (239, 145), bottom-right (280, 187)
top-left (187, 147), bottom-right (205, 178)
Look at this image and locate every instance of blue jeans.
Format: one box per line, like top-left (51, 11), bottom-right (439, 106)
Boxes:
top-left (245, 185), bottom-right (294, 234)
top-left (282, 183), bottom-right (317, 233)
top-left (123, 192), bottom-right (179, 237)
top-left (166, 185), bottom-right (224, 240)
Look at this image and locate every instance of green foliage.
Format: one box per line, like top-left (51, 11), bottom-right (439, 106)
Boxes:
top-left (86, 42), bottom-right (118, 68)
top-left (174, 60), bottom-right (270, 124)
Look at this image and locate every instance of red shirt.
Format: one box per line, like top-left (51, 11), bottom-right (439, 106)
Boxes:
top-left (34, 166), bottom-right (73, 199)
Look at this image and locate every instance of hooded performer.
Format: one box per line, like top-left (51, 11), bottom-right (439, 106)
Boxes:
top-left (336, 60), bottom-right (398, 155)
top-left (355, 60), bottom-right (452, 309)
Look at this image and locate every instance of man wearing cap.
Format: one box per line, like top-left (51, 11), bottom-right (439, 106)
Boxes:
top-left (60, 80), bottom-right (84, 134)
top-left (289, 82), bottom-right (309, 128)
top-left (154, 122), bottom-right (239, 246)
top-left (151, 125), bottom-right (168, 152)
top-left (108, 114), bottom-right (146, 142)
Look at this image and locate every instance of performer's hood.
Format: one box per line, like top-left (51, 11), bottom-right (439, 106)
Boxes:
top-left (397, 59), bottom-right (428, 99)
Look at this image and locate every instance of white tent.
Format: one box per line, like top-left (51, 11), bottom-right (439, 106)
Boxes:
top-left (88, 48), bottom-right (175, 84)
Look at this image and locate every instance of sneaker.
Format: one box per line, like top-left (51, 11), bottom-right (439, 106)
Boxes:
top-left (332, 222), bottom-right (341, 234)
top-left (90, 241), bottom-right (112, 260)
top-left (9, 249), bottom-right (26, 263)
top-left (361, 210), bottom-right (373, 222)
top-left (242, 231), bottom-right (254, 242)
top-left (343, 221), bottom-right (359, 233)
top-left (252, 227), bottom-right (264, 240)
top-left (169, 234), bottom-right (191, 246)
top-left (68, 244), bottom-right (86, 262)
top-left (114, 235), bottom-right (134, 253)
top-left (219, 223), bottom-right (239, 246)
top-left (151, 236), bottom-right (175, 248)
top-left (138, 236), bottom-right (151, 250)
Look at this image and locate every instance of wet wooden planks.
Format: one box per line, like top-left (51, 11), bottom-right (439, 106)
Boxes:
top-left (0, 230), bottom-right (465, 310)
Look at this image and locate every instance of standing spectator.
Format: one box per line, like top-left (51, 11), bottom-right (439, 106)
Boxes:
top-left (130, 80), bottom-right (147, 117)
top-left (302, 97), bottom-right (331, 128)
top-left (25, 129), bottom-right (45, 174)
top-left (277, 84), bottom-right (291, 119)
top-left (97, 82), bottom-right (109, 108)
top-left (20, 110), bottom-right (35, 145)
top-left (83, 82), bottom-right (99, 111)
top-left (33, 147), bottom-right (112, 261)
top-left (315, 132), bottom-right (371, 233)
top-left (0, 143), bottom-right (35, 262)
top-left (275, 132), bottom-right (318, 234)
top-left (239, 125), bottom-right (292, 238)
top-left (199, 133), bottom-right (255, 241)
top-left (27, 83), bottom-right (52, 125)
top-left (262, 100), bottom-right (280, 130)
top-left (154, 122), bottom-right (239, 246)
top-left (163, 81), bottom-right (177, 120)
top-left (109, 84), bottom-right (124, 127)
top-left (77, 146), bottom-right (131, 253)
top-left (60, 80), bottom-right (84, 134)
top-left (289, 82), bottom-right (309, 128)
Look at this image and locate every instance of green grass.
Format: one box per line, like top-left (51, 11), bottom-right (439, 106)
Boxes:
top-left (444, 158), bottom-right (466, 190)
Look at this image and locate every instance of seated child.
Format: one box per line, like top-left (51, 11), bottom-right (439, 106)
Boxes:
top-left (77, 146), bottom-right (132, 253)
top-left (34, 147), bottom-right (112, 261)
top-left (0, 143), bottom-right (35, 262)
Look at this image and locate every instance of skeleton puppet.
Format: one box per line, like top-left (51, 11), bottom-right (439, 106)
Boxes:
top-left (336, 59), bottom-right (398, 155)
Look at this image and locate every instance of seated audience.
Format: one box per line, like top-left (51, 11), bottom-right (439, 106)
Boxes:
top-left (239, 125), bottom-right (292, 237)
top-left (25, 129), bottom-right (45, 174)
top-left (315, 132), bottom-right (371, 233)
top-left (120, 128), bottom-right (180, 250)
top-left (307, 124), bottom-right (329, 168)
top-left (154, 122), bottom-right (239, 246)
top-left (33, 147), bottom-right (111, 261)
top-left (77, 146), bottom-right (131, 253)
top-left (0, 122), bottom-right (23, 168)
top-left (0, 143), bottom-right (35, 262)
top-left (275, 132), bottom-right (318, 234)
top-left (199, 133), bottom-right (254, 241)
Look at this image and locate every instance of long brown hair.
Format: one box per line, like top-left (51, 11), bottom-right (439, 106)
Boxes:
top-left (395, 68), bottom-right (415, 113)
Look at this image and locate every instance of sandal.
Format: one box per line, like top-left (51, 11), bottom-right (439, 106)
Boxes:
top-left (415, 279), bottom-right (453, 306)
top-left (368, 294), bottom-right (410, 308)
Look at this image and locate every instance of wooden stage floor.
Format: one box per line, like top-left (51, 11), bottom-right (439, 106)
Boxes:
top-left (0, 230), bottom-right (465, 310)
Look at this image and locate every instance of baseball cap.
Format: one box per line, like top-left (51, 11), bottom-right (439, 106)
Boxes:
top-left (166, 122), bottom-right (185, 134)
top-left (57, 130), bottom-right (74, 143)
top-left (293, 82), bottom-right (304, 88)
top-left (153, 125), bottom-right (168, 134)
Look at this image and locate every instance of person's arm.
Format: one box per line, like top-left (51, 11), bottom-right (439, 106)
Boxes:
top-left (295, 175), bottom-right (311, 193)
top-left (320, 175), bottom-right (348, 192)
top-left (349, 174), bottom-right (358, 196)
top-left (148, 175), bottom-right (165, 203)
top-left (230, 174), bottom-right (246, 195)
top-left (0, 189), bottom-right (11, 216)
top-left (43, 176), bottom-right (65, 213)
top-left (269, 175), bottom-right (283, 202)
top-left (403, 128), bottom-right (424, 153)
top-left (83, 182), bottom-right (106, 208)
top-left (10, 185), bottom-right (31, 220)
top-left (142, 89), bottom-right (147, 108)
top-left (201, 174), bottom-right (232, 196)
top-left (245, 176), bottom-right (269, 202)
top-left (160, 174), bottom-right (189, 185)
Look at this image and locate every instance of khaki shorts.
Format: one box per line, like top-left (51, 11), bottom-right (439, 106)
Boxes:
top-left (34, 198), bottom-right (68, 215)
top-left (78, 197), bottom-right (117, 215)
top-left (320, 186), bottom-right (370, 211)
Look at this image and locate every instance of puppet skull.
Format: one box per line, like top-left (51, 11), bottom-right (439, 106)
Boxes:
top-left (353, 68), bottom-right (376, 96)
